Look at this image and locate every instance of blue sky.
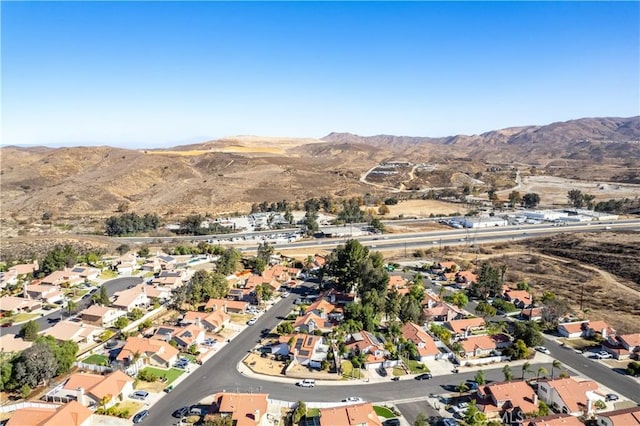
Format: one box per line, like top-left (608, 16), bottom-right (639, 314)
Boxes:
top-left (2, 1), bottom-right (639, 148)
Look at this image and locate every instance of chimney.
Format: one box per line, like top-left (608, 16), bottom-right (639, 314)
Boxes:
top-left (77, 387), bottom-right (87, 406)
top-left (254, 409), bottom-right (260, 420)
top-left (195, 317), bottom-right (201, 328)
top-left (23, 282), bottom-right (29, 299)
top-left (533, 393), bottom-right (538, 405)
top-left (601, 327), bottom-right (607, 339)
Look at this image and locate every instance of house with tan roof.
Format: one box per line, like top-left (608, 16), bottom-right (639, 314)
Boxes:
top-left (25, 284), bottom-right (63, 304)
top-left (456, 334), bottom-right (509, 359)
top-left (69, 266), bottom-right (101, 280)
top-left (41, 269), bottom-right (83, 287)
top-left (152, 324), bottom-right (205, 349)
top-left (41, 319), bottom-right (102, 344)
top-left (317, 402), bottom-right (382, 426)
top-left (0, 270), bottom-right (19, 289)
top-left (0, 295), bottom-right (42, 313)
top-left (10, 261), bottom-right (39, 276)
top-left (603, 333), bottom-right (640, 359)
top-left (527, 414), bottom-right (585, 426)
top-left (144, 285), bottom-right (172, 301)
top-left (423, 302), bottom-right (464, 322)
top-left (293, 312), bottom-right (335, 334)
top-left (558, 320), bottom-right (615, 339)
top-left (595, 406), bottom-right (640, 426)
top-left (274, 333), bottom-right (326, 367)
top-left (0, 333), bottom-right (32, 354)
top-left (304, 298), bottom-right (337, 317)
top-left (401, 322), bottom-right (439, 362)
top-left (112, 284), bottom-right (150, 312)
top-left (113, 252), bottom-right (139, 274)
top-left (521, 307), bottom-right (544, 321)
top-left (205, 298), bottom-right (248, 314)
top-left (445, 317), bottom-right (486, 337)
top-left (537, 377), bottom-right (599, 416)
top-left (116, 336), bottom-right (179, 368)
top-left (79, 305), bottom-right (127, 328)
top-left (476, 380), bottom-right (538, 419)
top-left (504, 289), bottom-right (533, 309)
top-left (182, 310), bottom-right (230, 332)
top-left (62, 370), bottom-right (134, 408)
top-left (345, 331), bottom-right (387, 367)
top-left (6, 400), bottom-right (92, 426)
top-left (454, 270), bottom-right (478, 288)
top-left (387, 275), bottom-right (407, 291)
top-left (209, 392), bottom-right (269, 426)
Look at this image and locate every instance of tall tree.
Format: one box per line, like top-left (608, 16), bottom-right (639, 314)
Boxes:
top-left (522, 193), bottom-right (540, 209)
top-left (567, 189), bottom-right (585, 208)
top-left (551, 360), bottom-right (562, 379)
top-left (11, 342), bottom-right (58, 388)
top-left (474, 369), bottom-right (486, 385)
top-left (508, 191), bottom-right (522, 207)
top-left (521, 361), bottom-right (532, 380)
top-left (20, 321), bottom-right (39, 342)
top-left (502, 364), bottom-right (513, 381)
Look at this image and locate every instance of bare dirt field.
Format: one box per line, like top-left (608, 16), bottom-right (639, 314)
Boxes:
top-left (384, 199), bottom-right (469, 217)
top-left (518, 175), bottom-right (640, 207)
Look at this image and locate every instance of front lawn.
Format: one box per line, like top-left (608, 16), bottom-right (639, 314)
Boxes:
top-left (373, 405), bottom-right (395, 418)
top-left (82, 354), bottom-right (109, 366)
top-left (306, 408), bottom-right (320, 417)
top-left (0, 312), bottom-right (39, 324)
top-left (405, 359), bottom-right (430, 374)
top-left (100, 270), bottom-right (118, 279)
top-left (139, 367), bottom-right (184, 385)
top-left (341, 360), bottom-right (363, 379)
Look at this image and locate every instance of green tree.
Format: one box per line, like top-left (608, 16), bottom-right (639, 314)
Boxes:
top-left (370, 218), bottom-right (385, 232)
top-left (40, 245), bottom-right (78, 276)
top-left (521, 361), bottom-right (532, 380)
top-left (398, 294), bottom-right (422, 324)
top-left (593, 400), bottom-right (606, 411)
top-left (385, 289), bottom-right (402, 321)
top-left (203, 417), bottom-right (234, 426)
top-left (537, 400), bottom-right (550, 416)
top-left (276, 322), bottom-right (294, 335)
top-left (0, 354), bottom-right (14, 391)
top-left (463, 400), bottom-right (487, 426)
top-left (303, 209), bottom-right (319, 235)
top-left (474, 369), bottom-right (486, 385)
top-left (508, 191), bottom-right (522, 207)
top-left (551, 360), bottom-right (562, 379)
top-left (114, 316), bottom-right (130, 329)
top-left (537, 366), bottom-right (548, 380)
top-left (502, 364), bottom-right (513, 381)
top-left (445, 291), bottom-right (468, 308)
top-left (216, 248), bottom-right (242, 275)
top-left (129, 308), bottom-right (145, 321)
top-left (626, 361), bottom-right (640, 377)
top-left (506, 339), bottom-right (530, 360)
top-left (522, 193), bottom-right (541, 209)
top-left (138, 245), bottom-right (150, 258)
top-left (413, 413), bottom-right (429, 426)
top-left (512, 321), bottom-right (543, 347)
top-left (293, 401), bottom-right (307, 423)
top-left (475, 301), bottom-right (497, 318)
top-left (567, 189), bottom-right (585, 208)
top-left (11, 342), bottom-right (58, 388)
top-left (67, 299), bottom-right (78, 316)
top-left (94, 285), bottom-right (110, 306)
top-left (256, 242), bottom-right (274, 264)
top-left (20, 320), bottom-right (39, 342)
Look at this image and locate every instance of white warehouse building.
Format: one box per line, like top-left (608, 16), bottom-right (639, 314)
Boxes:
top-left (461, 217), bottom-right (508, 228)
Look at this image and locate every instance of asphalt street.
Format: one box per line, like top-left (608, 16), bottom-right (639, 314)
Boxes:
top-left (4, 276), bottom-right (141, 335)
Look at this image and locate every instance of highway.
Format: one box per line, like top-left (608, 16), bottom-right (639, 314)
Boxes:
top-left (4, 277), bottom-right (141, 335)
top-left (143, 281), bottom-right (640, 426)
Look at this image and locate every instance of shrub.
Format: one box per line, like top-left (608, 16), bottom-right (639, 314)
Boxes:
top-left (137, 369), bottom-right (158, 382)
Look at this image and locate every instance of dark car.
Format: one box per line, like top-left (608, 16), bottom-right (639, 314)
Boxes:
top-left (465, 380), bottom-right (479, 390)
top-left (384, 419), bottom-right (401, 426)
top-left (415, 373), bottom-right (433, 380)
top-left (172, 406), bottom-right (189, 418)
top-left (391, 376), bottom-right (400, 381)
top-left (605, 393), bottom-right (619, 401)
top-left (133, 410), bottom-right (149, 424)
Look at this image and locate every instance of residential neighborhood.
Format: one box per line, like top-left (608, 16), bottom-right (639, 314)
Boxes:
top-left (0, 238), bottom-right (638, 426)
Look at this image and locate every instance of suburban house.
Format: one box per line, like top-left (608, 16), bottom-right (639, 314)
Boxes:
top-left (140, 257), bottom-right (160, 273)
top-left (558, 321), bottom-right (615, 339)
top-left (69, 266), bottom-right (101, 281)
top-left (0, 333), bottom-right (32, 354)
top-left (62, 370), bottom-right (134, 408)
top-left (6, 400), bottom-right (92, 426)
top-left (521, 307), bottom-right (544, 321)
top-left (453, 270), bottom-right (478, 288)
top-left (536, 377), bottom-right (599, 416)
top-left (344, 331), bottom-right (386, 365)
top-left (209, 392), bottom-right (269, 426)
top-left (387, 275), bottom-right (408, 292)
top-left (316, 402), bottom-right (382, 426)
top-left (144, 285), bottom-right (172, 302)
top-left (595, 406), bottom-right (640, 426)
top-left (445, 317), bottom-right (487, 338)
top-left (156, 254), bottom-right (177, 270)
top-left (0, 296), bottom-right (42, 313)
top-left (41, 320), bottom-right (102, 344)
top-left (24, 283), bottom-right (63, 304)
top-left (151, 269), bottom-right (187, 289)
top-left (40, 269), bottom-right (83, 287)
top-left (401, 322), bottom-right (440, 362)
top-left (9, 261), bottom-right (39, 277)
top-left (305, 298), bottom-right (337, 317)
top-left (116, 336), bottom-right (179, 369)
top-left (0, 270), bottom-right (18, 289)
top-left (526, 414), bottom-right (585, 426)
top-left (79, 305), bottom-right (127, 328)
top-left (115, 253), bottom-right (139, 275)
top-left (456, 334), bottom-right (511, 359)
top-left (112, 284), bottom-right (150, 312)
top-left (205, 298), bottom-right (248, 314)
top-left (503, 289), bottom-right (533, 309)
top-left (603, 333), bottom-right (640, 360)
top-left (475, 380), bottom-right (538, 419)
top-left (274, 333), bottom-right (326, 367)
top-left (423, 302), bottom-right (464, 322)
top-left (293, 312), bottom-right (335, 334)
top-left (152, 324), bottom-right (205, 349)
top-left (181, 310), bottom-right (230, 333)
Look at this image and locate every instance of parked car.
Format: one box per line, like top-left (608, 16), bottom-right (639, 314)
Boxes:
top-left (384, 419), bottom-right (400, 426)
top-left (129, 391), bottom-right (149, 400)
top-left (189, 406), bottom-right (206, 416)
top-left (174, 359), bottom-right (190, 369)
top-left (133, 410), bottom-right (149, 423)
top-left (203, 338), bottom-right (217, 346)
top-left (415, 373), bottom-right (433, 381)
top-left (596, 351), bottom-right (613, 360)
top-left (281, 292), bottom-right (290, 298)
top-left (535, 346), bottom-right (551, 355)
top-left (172, 406), bottom-right (189, 418)
top-left (296, 379), bottom-right (316, 388)
top-left (391, 376), bottom-right (400, 381)
top-left (342, 397), bottom-right (364, 403)
top-left (164, 385), bottom-right (174, 393)
top-left (247, 317), bottom-right (258, 326)
top-left (605, 393), bottom-right (619, 401)
top-left (465, 380), bottom-right (479, 390)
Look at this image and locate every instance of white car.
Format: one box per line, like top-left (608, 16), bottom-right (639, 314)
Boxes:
top-left (596, 351), bottom-right (613, 360)
top-left (281, 292), bottom-right (290, 298)
top-left (246, 317), bottom-right (258, 326)
top-left (296, 379), bottom-right (315, 388)
top-left (535, 346), bottom-right (551, 355)
top-left (341, 397), bottom-right (364, 403)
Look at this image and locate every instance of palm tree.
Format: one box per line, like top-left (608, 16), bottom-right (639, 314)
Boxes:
top-left (521, 361), bottom-right (532, 380)
top-left (502, 364), bottom-right (513, 381)
top-left (67, 299), bottom-right (78, 316)
top-left (551, 360), bottom-right (562, 379)
top-left (537, 366), bottom-right (547, 381)
top-left (458, 381), bottom-right (469, 398)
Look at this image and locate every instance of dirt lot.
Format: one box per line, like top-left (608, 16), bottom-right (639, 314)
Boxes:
top-left (384, 199), bottom-right (469, 217)
top-left (517, 175), bottom-right (640, 207)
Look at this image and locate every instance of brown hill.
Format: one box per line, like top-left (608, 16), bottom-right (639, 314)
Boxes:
top-left (1, 116), bottom-right (639, 223)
